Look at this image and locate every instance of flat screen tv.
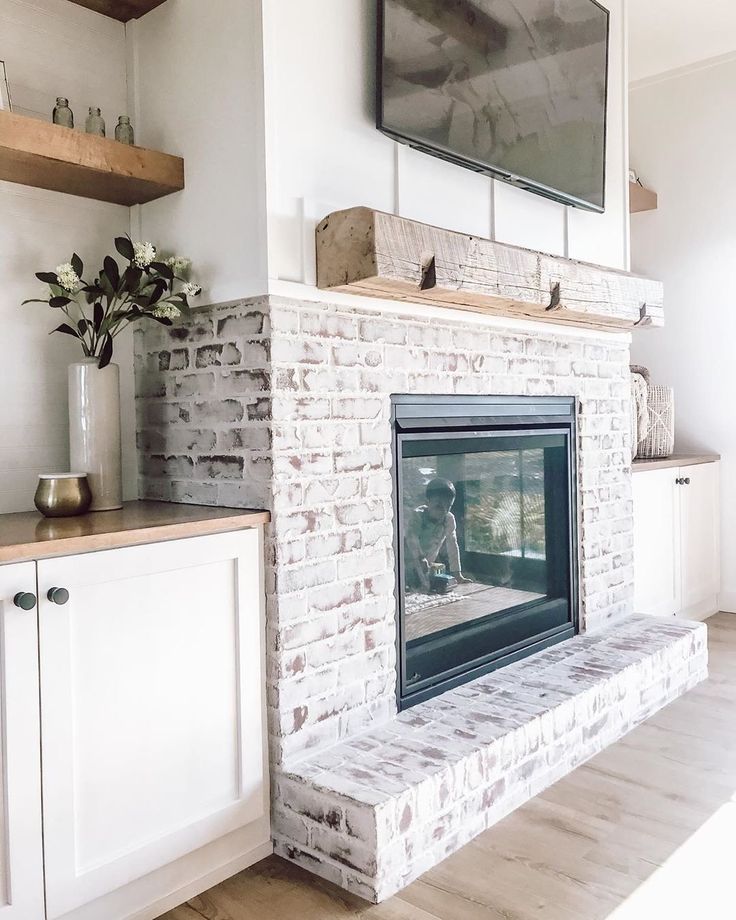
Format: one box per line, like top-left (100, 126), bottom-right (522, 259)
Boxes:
top-left (377, 0), bottom-right (610, 212)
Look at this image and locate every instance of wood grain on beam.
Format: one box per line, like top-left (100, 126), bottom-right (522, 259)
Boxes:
top-left (65, 0), bottom-right (166, 22)
top-left (316, 207), bottom-right (664, 331)
top-left (0, 110), bottom-right (184, 206)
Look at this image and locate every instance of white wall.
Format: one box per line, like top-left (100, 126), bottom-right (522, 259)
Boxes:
top-left (629, 0), bottom-right (736, 85)
top-left (130, 0), bottom-right (268, 305)
top-left (262, 0), bottom-right (630, 285)
top-left (629, 58), bottom-right (736, 608)
top-left (0, 0), bottom-right (135, 513)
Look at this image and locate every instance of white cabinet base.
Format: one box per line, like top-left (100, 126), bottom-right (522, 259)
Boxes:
top-left (58, 826), bottom-right (272, 920)
top-left (633, 460), bottom-right (720, 621)
top-left (678, 597), bottom-right (720, 622)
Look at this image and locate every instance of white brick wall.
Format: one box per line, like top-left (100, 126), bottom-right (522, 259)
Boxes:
top-left (136, 295), bottom-right (635, 768)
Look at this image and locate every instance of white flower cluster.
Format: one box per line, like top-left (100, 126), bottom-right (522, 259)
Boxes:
top-left (55, 263), bottom-right (80, 294)
top-left (151, 304), bottom-right (181, 320)
top-left (133, 241), bottom-right (157, 268)
top-left (166, 256), bottom-right (191, 274)
top-left (182, 282), bottom-right (202, 298)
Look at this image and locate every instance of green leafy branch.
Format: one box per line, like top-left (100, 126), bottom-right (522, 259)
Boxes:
top-left (22, 237), bottom-right (201, 368)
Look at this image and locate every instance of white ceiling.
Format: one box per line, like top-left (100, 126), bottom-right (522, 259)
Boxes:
top-left (628, 0), bottom-right (736, 84)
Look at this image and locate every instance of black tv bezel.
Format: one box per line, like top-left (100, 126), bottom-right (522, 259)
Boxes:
top-left (376, 0), bottom-right (611, 214)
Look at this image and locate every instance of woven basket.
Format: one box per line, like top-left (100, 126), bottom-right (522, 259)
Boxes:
top-left (630, 372), bottom-right (649, 461)
top-left (637, 385), bottom-right (674, 459)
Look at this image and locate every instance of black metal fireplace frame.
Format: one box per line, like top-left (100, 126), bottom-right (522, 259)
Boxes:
top-left (391, 394), bottom-right (579, 710)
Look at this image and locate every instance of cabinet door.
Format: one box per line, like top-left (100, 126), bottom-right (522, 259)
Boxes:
top-left (633, 468), bottom-right (681, 616)
top-left (38, 530), bottom-right (267, 920)
top-left (680, 462), bottom-right (720, 619)
top-left (0, 562), bottom-right (45, 919)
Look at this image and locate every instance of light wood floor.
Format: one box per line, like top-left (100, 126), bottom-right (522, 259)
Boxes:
top-left (162, 613), bottom-right (736, 920)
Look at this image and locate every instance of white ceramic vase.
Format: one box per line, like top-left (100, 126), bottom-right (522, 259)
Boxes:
top-left (68, 359), bottom-right (122, 512)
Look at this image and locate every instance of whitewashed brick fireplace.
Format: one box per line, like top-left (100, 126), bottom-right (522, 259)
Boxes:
top-left (135, 291), bottom-right (706, 901)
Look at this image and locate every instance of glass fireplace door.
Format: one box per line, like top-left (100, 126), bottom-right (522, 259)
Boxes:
top-left (395, 413), bottom-right (577, 708)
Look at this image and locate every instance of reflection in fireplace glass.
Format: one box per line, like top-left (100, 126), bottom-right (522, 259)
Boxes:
top-left (398, 429), bottom-right (574, 703)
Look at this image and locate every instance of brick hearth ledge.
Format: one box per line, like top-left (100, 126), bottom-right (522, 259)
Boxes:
top-left (273, 615), bottom-right (706, 902)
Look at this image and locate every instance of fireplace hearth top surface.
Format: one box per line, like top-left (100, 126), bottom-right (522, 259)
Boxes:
top-left (283, 615), bottom-right (704, 801)
top-left (275, 614), bottom-right (706, 901)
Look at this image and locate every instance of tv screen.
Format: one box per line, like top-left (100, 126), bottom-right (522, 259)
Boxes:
top-left (377, 0), bottom-right (610, 211)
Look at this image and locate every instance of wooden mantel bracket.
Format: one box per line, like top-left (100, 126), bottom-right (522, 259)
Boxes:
top-left (419, 253), bottom-right (437, 291)
top-left (547, 282), bottom-right (562, 312)
top-left (315, 207), bottom-right (664, 331)
top-left (634, 302), bottom-right (664, 326)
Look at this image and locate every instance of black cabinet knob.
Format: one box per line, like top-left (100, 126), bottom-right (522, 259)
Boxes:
top-left (13, 592), bottom-right (37, 611)
top-left (47, 587), bottom-right (70, 606)
top-left (675, 477), bottom-right (683, 485)
top-left (684, 477), bottom-right (691, 485)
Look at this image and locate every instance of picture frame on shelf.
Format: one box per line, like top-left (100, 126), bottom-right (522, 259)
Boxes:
top-left (0, 61), bottom-right (11, 110)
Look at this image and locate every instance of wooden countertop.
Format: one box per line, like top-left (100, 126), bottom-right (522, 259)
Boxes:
top-left (0, 501), bottom-right (270, 565)
top-left (632, 454), bottom-right (720, 473)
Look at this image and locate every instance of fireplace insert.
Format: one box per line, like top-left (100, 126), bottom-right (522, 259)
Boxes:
top-left (392, 395), bottom-right (579, 709)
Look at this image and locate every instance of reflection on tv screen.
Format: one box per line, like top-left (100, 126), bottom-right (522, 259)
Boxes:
top-left (379, 0), bottom-right (609, 211)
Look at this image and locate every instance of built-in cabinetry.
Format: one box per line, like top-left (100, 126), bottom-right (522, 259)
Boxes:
top-left (633, 456), bottom-right (720, 620)
top-left (0, 503), bottom-right (271, 920)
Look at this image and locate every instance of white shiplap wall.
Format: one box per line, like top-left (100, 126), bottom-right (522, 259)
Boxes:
top-left (262, 0), bottom-right (630, 284)
top-left (129, 0), bottom-right (269, 305)
top-left (0, 0), bottom-right (133, 512)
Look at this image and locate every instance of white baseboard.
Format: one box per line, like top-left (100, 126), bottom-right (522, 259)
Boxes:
top-left (715, 592), bottom-right (736, 614)
top-left (128, 840), bottom-right (274, 920)
top-left (679, 594), bottom-right (721, 622)
top-left (59, 819), bottom-right (273, 920)
top-left (683, 608), bottom-right (720, 622)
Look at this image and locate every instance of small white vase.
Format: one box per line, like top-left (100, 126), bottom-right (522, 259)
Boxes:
top-left (68, 359), bottom-right (122, 512)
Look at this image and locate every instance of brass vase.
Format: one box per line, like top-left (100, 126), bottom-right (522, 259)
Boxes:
top-left (34, 474), bottom-right (92, 518)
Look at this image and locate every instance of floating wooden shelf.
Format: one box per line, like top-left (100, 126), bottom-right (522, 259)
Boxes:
top-left (630, 180), bottom-right (658, 213)
top-left (0, 110), bottom-right (184, 206)
top-left (66, 0), bottom-right (166, 22)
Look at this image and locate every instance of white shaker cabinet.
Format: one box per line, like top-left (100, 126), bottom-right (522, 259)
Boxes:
top-left (0, 562), bottom-right (45, 919)
top-left (680, 462), bottom-right (721, 618)
top-left (0, 504), bottom-right (271, 920)
top-left (633, 458), bottom-right (720, 620)
top-left (632, 467), bottom-right (681, 617)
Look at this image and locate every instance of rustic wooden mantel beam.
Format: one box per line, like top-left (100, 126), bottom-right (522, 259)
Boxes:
top-left (316, 207), bottom-right (664, 331)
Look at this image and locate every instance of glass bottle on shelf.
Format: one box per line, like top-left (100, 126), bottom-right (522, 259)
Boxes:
top-left (52, 97), bottom-right (74, 128)
top-left (114, 115), bottom-right (134, 145)
top-left (85, 106), bottom-right (105, 137)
